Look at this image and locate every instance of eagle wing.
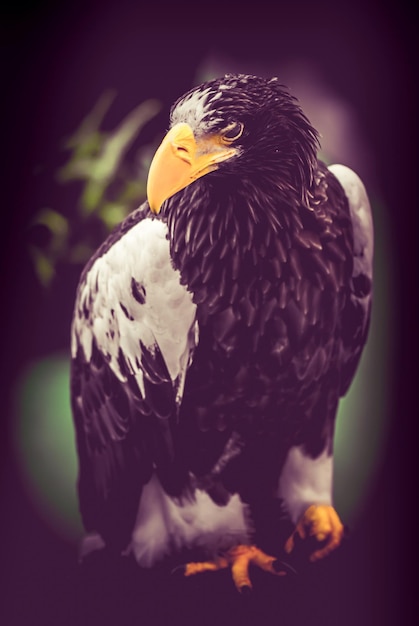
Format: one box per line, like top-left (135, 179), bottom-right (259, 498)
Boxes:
top-left (328, 164), bottom-right (374, 395)
top-left (70, 205), bottom-right (198, 548)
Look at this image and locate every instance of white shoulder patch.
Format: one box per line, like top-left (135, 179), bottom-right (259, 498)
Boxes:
top-left (71, 218), bottom-right (197, 396)
top-left (328, 164), bottom-right (374, 281)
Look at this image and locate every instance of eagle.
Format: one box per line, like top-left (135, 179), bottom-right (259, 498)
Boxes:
top-left (71, 74), bottom-right (373, 591)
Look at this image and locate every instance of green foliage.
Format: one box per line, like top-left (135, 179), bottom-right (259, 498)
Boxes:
top-left (29, 91), bottom-right (161, 286)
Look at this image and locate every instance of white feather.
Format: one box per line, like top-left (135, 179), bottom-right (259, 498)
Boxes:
top-left (71, 217), bottom-right (197, 396)
top-left (130, 474), bottom-right (251, 567)
top-left (277, 444), bottom-right (333, 524)
top-left (171, 87), bottom-right (223, 134)
top-left (328, 164), bottom-right (374, 281)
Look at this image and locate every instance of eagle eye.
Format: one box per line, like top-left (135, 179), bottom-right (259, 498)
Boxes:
top-left (221, 121), bottom-right (244, 143)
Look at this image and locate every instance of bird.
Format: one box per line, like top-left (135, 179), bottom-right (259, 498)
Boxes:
top-left (70, 73), bottom-right (373, 592)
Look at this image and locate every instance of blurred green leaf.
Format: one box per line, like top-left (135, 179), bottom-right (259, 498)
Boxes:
top-left (99, 202), bottom-right (130, 230)
top-left (30, 91), bottom-right (161, 287)
top-left (31, 249), bottom-right (55, 287)
top-left (58, 98), bottom-right (161, 215)
top-left (69, 242), bottom-right (96, 265)
top-left (118, 179), bottom-right (146, 203)
top-left (94, 99), bottom-right (161, 184)
top-left (36, 208), bottom-right (68, 240)
top-left (28, 209), bottom-right (70, 286)
top-left (64, 90), bottom-right (116, 150)
top-left (80, 178), bottom-right (106, 212)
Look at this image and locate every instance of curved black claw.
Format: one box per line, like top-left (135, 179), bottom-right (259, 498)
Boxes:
top-left (272, 559), bottom-right (298, 576)
top-left (171, 564), bottom-right (187, 577)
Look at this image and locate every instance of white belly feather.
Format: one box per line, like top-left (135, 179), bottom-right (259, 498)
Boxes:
top-left (130, 474), bottom-right (251, 567)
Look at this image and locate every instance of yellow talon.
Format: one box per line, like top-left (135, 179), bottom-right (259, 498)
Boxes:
top-left (285, 504), bottom-right (345, 562)
top-left (181, 544), bottom-right (291, 591)
top-left (184, 557), bottom-right (228, 576)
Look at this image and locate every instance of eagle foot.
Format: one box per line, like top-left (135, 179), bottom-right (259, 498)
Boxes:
top-left (285, 504), bottom-right (345, 562)
top-left (175, 544), bottom-right (296, 593)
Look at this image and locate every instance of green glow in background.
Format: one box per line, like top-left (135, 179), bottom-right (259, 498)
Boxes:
top-left (13, 198), bottom-right (392, 540)
top-left (14, 355), bottom-right (84, 540)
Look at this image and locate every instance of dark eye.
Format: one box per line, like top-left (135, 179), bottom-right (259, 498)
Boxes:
top-left (222, 121), bottom-right (244, 142)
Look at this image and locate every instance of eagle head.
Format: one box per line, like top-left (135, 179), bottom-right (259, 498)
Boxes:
top-left (147, 74), bottom-right (320, 214)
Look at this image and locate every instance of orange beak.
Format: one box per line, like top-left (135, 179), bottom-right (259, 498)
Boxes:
top-left (147, 122), bottom-right (239, 213)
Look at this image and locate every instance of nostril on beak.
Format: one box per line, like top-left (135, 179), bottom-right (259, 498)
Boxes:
top-left (173, 143), bottom-right (192, 163)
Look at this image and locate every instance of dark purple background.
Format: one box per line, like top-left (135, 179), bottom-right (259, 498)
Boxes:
top-left (1, 1), bottom-right (417, 624)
